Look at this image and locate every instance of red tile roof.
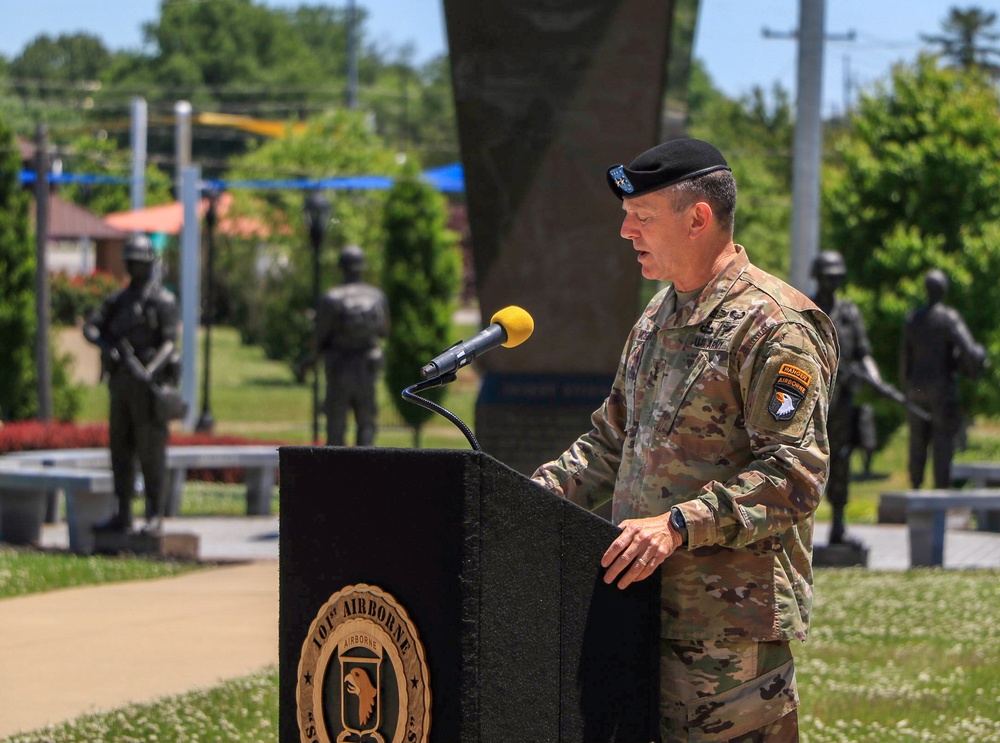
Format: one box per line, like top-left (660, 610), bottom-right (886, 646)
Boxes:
top-left (16, 137), bottom-right (35, 164)
top-left (106, 192), bottom-right (274, 238)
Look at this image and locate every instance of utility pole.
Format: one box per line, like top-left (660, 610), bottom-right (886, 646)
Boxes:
top-left (130, 97), bottom-right (148, 211)
top-left (346, 0), bottom-right (359, 109)
top-left (180, 165), bottom-right (202, 432)
top-left (34, 124), bottom-right (52, 421)
top-left (842, 54), bottom-right (855, 116)
top-left (763, 2), bottom-right (855, 293)
top-left (174, 100), bottom-right (192, 200)
top-left (790, 0), bottom-right (825, 293)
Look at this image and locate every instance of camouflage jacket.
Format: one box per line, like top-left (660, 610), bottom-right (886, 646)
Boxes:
top-left (533, 247), bottom-right (839, 642)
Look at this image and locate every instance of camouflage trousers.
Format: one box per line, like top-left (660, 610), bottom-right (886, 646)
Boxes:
top-left (660, 638), bottom-right (799, 742)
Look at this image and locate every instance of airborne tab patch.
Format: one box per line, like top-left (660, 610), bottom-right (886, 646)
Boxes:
top-left (768, 363), bottom-right (812, 421)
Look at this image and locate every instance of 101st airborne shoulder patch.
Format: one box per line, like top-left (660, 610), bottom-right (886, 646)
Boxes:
top-left (747, 353), bottom-right (822, 439)
top-left (768, 363), bottom-right (812, 421)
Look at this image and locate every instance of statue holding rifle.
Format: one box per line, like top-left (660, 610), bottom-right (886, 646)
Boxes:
top-left (810, 251), bottom-right (929, 548)
top-left (83, 235), bottom-right (185, 534)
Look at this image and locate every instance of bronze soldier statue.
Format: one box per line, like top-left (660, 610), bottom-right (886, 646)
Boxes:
top-left (83, 234), bottom-right (182, 533)
top-left (315, 245), bottom-right (390, 447)
top-left (901, 269), bottom-right (987, 489)
top-left (811, 251), bottom-right (882, 545)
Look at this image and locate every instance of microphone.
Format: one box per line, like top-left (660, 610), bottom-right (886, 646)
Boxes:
top-left (421, 306), bottom-right (534, 378)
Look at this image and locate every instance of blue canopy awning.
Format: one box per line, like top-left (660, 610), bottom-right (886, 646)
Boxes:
top-left (20, 164), bottom-right (466, 193)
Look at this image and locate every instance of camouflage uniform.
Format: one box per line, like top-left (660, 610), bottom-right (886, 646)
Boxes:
top-left (533, 247), bottom-right (838, 740)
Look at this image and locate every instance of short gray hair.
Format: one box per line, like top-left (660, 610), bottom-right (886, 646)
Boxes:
top-left (665, 169), bottom-right (737, 234)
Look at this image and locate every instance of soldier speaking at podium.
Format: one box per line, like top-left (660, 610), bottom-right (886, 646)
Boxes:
top-left (532, 139), bottom-right (838, 742)
top-left (315, 245), bottom-right (390, 447)
top-left (83, 234), bottom-right (181, 534)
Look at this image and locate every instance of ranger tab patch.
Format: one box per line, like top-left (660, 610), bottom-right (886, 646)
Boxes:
top-left (768, 363), bottom-right (812, 421)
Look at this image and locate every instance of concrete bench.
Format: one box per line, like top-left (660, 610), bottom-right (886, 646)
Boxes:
top-left (951, 461), bottom-right (1000, 486)
top-left (0, 445), bottom-right (279, 554)
top-left (879, 461), bottom-right (1000, 528)
top-left (161, 445), bottom-right (279, 516)
top-left (879, 489), bottom-right (1000, 566)
top-left (0, 466), bottom-right (115, 555)
top-left (6, 446), bottom-right (279, 519)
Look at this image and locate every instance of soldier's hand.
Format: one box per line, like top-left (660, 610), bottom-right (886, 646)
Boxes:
top-left (601, 513), bottom-right (683, 589)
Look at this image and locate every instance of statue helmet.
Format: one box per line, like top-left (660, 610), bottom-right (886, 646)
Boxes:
top-left (339, 245), bottom-right (366, 271)
top-left (811, 250), bottom-right (847, 278)
top-left (925, 268), bottom-right (949, 298)
top-left (121, 233), bottom-right (156, 263)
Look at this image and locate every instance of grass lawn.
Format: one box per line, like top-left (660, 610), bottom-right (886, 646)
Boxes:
top-left (0, 545), bottom-right (204, 599)
top-left (799, 568), bottom-right (1000, 742)
top-left (2, 569), bottom-right (996, 743)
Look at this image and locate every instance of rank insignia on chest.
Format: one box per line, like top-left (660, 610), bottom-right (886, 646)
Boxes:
top-left (768, 363), bottom-right (812, 421)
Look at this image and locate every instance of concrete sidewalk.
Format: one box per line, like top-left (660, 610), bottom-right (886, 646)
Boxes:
top-left (2, 516), bottom-right (999, 739)
top-left (38, 515), bottom-right (281, 562)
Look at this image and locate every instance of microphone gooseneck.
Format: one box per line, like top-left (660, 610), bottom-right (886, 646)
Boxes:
top-left (401, 374), bottom-right (480, 451)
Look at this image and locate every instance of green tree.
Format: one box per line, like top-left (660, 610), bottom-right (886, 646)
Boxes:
top-left (8, 33), bottom-right (111, 99)
top-left (2, 2), bottom-right (460, 188)
top-left (823, 55), bottom-right (1000, 438)
top-left (381, 168), bottom-right (462, 447)
top-left (222, 109), bottom-right (401, 376)
top-left (57, 132), bottom-right (173, 215)
top-left (922, 5), bottom-right (1000, 75)
top-left (141, 0), bottom-right (312, 87)
top-left (366, 53), bottom-right (459, 168)
top-left (0, 117), bottom-right (39, 419)
top-left (687, 60), bottom-right (794, 279)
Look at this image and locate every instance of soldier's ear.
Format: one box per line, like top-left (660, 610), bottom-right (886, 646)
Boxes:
top-left (688, 202), bottom-right (712, 238)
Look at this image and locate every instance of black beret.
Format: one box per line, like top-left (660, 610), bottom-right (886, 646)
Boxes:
top-left (607, 138), bottom-right (731, 200)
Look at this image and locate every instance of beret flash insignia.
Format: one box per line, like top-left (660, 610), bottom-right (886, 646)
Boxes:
top-left (609, 165), bottom-right (634, 194)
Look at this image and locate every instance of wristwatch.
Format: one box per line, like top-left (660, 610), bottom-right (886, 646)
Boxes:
top-left (670, 507), bottom-right (688, 546)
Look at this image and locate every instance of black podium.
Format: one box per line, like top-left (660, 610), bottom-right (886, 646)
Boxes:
top-left (279, 448), bottom-right (659, 743)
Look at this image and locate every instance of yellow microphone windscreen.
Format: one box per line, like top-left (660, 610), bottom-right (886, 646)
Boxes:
top-left (490, 306), bottom-right (534, 348)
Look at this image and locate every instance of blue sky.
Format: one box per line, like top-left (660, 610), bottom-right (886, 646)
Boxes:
top-left (1, 0), bottom-right (996, 117)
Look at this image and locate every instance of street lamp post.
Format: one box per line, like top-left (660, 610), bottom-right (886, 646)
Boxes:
top-left (196, 187), bottom-right (220, 433)
top-left (304, 191), bottom-right (331, 444)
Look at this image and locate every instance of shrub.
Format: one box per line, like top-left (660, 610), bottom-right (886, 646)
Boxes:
top-left (0, 420), bottom-right (109, 452)
top-left (50, 270), bottom-right (123, 326)
top-left (0, 114), bottom-right (37, 421)
top-left (381, 169), bottom-right (462, 446)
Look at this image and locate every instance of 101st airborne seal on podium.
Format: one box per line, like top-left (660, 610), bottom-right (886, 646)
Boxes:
top-left (297, 584), bottom-right (431, 743)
